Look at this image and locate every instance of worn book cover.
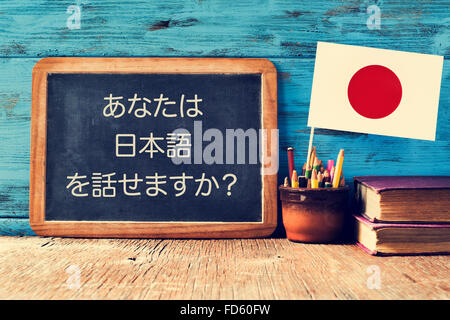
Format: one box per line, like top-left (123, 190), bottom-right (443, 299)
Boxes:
top-left (354, 176), bottom-right (450, 223)
top-left (354, 214), bottom-right (450, 255)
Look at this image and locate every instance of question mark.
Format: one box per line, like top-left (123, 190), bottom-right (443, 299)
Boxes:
top-left (222, 174), bottom-right (237, 196)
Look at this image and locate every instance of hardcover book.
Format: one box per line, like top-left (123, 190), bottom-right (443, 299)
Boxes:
top-left (354, 176), bottom-right (450, 223)
top-left (354, 214), bottom-right (450, 255)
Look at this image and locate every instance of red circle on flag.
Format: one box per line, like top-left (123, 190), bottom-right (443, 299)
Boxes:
top-left (347, 65), bottom-right (402, 119)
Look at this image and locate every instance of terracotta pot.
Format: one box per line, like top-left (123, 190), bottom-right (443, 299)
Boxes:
top-left (279, 185), bottom-right (349, 243)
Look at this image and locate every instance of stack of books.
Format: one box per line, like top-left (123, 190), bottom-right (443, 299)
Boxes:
top-left (353, 176), bottom-right (450, 255)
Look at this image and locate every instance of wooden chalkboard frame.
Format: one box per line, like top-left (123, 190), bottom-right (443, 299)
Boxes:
top-left (30, 57), bottom-right (277, 238)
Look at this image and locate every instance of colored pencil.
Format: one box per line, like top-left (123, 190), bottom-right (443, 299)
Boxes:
top-left (291, 170), bottom-right (299, 188)
top-left (309, 146), bottom-right (316, 168)
top-left (311, 169), bottom-right (319, 189)
top-left (287, 147), bottom-right (295, 184)
top-left (327, 160), bottom-right (334, 173)
top-left (332, 149), bottom-right (344, 188)
top-left (313, 157), bottom-right (321, 172)
top-left (302, 163), bottom-right (307, 176)
top-left (305, 164), bottom-right (312, 179)
top-left (330, 166), bottom-right (335, 183)
top-left (339, 174), bottom-right (346, 187)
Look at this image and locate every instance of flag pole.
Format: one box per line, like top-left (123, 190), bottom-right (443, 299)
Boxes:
top-left (306, 127), bottom-right (314, 167)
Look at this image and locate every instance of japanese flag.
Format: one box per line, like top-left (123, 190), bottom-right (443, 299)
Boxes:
top-left (308, 42), bottom-right (444, 141)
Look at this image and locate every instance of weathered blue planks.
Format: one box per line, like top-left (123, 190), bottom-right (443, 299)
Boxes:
top-left (0, 0), bottom-right (448, 235)
top-left (0, 58), bottom-right (448, 224)
top-left (0, 218), bottom-right (34, 236)
top-left (0, 1), bottom-right (448, 58)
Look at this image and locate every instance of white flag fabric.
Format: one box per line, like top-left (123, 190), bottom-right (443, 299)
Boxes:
top-left (308, 42), bottom-right (444, 141)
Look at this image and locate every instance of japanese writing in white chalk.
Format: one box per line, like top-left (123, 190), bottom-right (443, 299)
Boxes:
top-left (103, 93), bottom-right (203, 119)
top-left (115, 132), bottom-right (191, 158)
top-left (66, 172), bottom-right (236, 198)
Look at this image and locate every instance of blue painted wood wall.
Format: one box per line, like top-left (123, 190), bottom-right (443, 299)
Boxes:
top-left (0, 0), bottom-right (448, 235)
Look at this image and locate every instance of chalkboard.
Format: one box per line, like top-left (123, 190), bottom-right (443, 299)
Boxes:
top-left (30, 58), bottom-right (277, 238)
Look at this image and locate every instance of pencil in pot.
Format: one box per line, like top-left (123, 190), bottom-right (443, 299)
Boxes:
top-left (332, 149), bottom-right (344, 188)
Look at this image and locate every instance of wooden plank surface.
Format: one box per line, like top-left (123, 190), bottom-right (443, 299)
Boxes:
top-left (0, 1), bottom-right (448, 58)
top-left (0, 236), bottom-right (448, 299)
top-left (0, 218), bottom-right (33, 236)
top-left (0, 58), bottom-right (448, 225)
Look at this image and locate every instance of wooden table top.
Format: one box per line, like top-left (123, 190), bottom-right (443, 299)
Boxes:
top-left (0, 236), bottom-right (448, 300)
